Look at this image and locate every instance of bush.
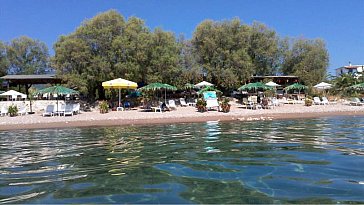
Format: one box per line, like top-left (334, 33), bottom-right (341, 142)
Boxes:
top-left (196, 98), bottom-right (207, 112)
top-left (220, 98), bottom-right (231, 113)
top-left (8, 104), bottom-right (18, 117)
top-left (99, 101), bottom-right (109, 114)
top-left (305, 96), bottom-right (313, 106)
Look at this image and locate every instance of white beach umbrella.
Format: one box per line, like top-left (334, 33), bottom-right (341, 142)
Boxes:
top-left (314, 82), bottom-right (332, 90)
top-left (0, 90), bottom-right (27, 100)
top-left (195, 81), bottom-right (214, 89)
top-left (265, 81), bottom-right (281, 87)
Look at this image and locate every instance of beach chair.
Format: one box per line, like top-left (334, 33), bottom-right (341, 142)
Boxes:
top-left (206, 99), bottom-right (220, 111)
top-left (43, 105), bottom-right (55, 117)
top-left (17, 106), bottom-right (27, 116)
top-left (321, 97), bottom-right (330, 105)
top-left (64, 104), bottom-right (74, 116)
top-left (72, 103), bottom-right (80, 114)
top-left (1, 106), bottom-right (8, 116)
top-left (179, 98), bottom-right (188, 107)
top-left (168, 100), bottom-right (177, 110)
top-left (313, 97), bottom-right (323, 105)
top-left (350, 98), bottom-right (363, 106)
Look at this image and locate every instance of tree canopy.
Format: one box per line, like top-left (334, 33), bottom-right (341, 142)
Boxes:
top-left (7, 36), bottom-right (49, 75)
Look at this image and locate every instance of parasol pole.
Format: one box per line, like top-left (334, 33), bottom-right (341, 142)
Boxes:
top-left (118, 88), bottom-right (121, 107)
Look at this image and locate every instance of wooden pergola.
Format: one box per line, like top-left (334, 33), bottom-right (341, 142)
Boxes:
top-left (1, 74), bottom-right (63, 96)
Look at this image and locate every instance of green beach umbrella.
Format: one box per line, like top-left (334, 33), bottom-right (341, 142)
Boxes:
top-left (284, 83), bottom-right (307, 92)
top-left (183, 83), bottom-right (195, 90)
top-left (138, 83), bottom-right (177, 103)
top-left (37, 85), bottom-right (79, 114)
top-left (238, 82), bottom-right (273, 92)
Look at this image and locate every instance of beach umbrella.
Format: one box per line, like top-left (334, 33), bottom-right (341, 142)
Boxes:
top-left (183, 83), bottom-right (195, 90)
top-left (348, 82), bottom-right (364, 91)
top-left (102, 78), bottom-right (138, 107)
top-left (197, 85), bottom-right (222, 95)
top-left (314, 82), bottom-right (332, 90)
top-left (195, 81), bottom-right (214, 89)
top-left (265, 81), bottom-right (281, 87)
top-left (37, 85), bottom-right (79, 114)
top-left (0, 90), bottom-right (27, 101)
top-left (138, 83), bottom-right (177, 103)
top-left (284, 83), bottom-right (307, 96)
top-left (238, 82), bottom-right (273, 92)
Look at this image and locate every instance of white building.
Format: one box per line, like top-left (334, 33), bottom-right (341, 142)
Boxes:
top-left (336, 63), bottom-right (364, 76)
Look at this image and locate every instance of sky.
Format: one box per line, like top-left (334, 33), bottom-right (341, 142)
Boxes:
top-left (1, 0), bottom-right (363, 75)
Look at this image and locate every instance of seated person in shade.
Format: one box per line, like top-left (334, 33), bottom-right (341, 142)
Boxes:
top-left (161, 102), bottom-right (170, 112)
top-left (124, 101), bottom-right (131, 110)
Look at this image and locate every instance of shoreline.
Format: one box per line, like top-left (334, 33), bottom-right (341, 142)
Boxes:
top-left (1, 104), bottom-right (363, 131)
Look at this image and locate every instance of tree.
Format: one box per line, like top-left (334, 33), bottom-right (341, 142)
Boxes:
top-left (248, 22), bottom-right (281, 76)
top-left (281, 38), bottom-right (329, 86)
top-left (53, 10), bottom-right (125, 100)
top-left (7, 36), bottom-right (49, 75)
top-left (192, 19), bottom-right (253, 91)
top-left (0, 40), bottom-right (9, 76)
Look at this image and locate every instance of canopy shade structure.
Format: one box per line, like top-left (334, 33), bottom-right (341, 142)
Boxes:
top-left (265, 81), bottom-right (281, 87)
top-left (102, 78), bottom-right (138, 107)
top-left (283, 83), bottom-right (307, 92)
top-left (0, 90), bottom-right (27, 100)
top-left (138, 83), bottom-right (177, 103)
top-left (195, 81), bottom-right (213, 89)
top-left (348, 82), bottom-right (364, 91)
top-left (314, 82), bottom-right (332, 90)
top-left (238, 82), bottom-right (273, 91)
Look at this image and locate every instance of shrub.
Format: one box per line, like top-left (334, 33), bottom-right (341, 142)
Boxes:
top-left (8, 104), bottom-right (18, 117)
top-left (305, 96), bottom-right (313, 106)
top-left (99, 101), bottom-right (109, 114)
top-left (220, 98), bottom-right (231, 113)
top-left (196, 98), bottom-right (207, 112)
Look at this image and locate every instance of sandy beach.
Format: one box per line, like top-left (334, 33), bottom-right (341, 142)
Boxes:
top-left (0, 102), bottom-right (363, 131)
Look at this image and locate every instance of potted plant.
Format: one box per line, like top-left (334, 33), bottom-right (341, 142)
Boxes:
top-left (196, 98), bottom-right (207, 112)
top-left (220, 98), bottom-right (231, 113)
top-left (99, 101), bottom-right (109, 114)
top-left (8, 104), bottom-right (18, 117)
top-left (305, 96), bottom-right (313, 106)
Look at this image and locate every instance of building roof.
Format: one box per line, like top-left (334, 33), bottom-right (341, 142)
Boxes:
top-left (251, 75), bottom-right (299, 78)
top-left (0, 74), bottom-right (63, 85)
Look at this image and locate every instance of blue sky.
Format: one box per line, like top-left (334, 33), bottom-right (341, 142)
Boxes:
top-left (1, 0), bottom-right (363, 75)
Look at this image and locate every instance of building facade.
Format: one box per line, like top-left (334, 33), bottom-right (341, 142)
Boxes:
top-left (336, 64), bottom-right (364, 76)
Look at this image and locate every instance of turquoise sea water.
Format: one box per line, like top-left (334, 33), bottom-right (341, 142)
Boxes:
top-left (0, 116), bottom-right (364, 204)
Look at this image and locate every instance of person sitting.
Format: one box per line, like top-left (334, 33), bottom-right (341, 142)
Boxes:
top-left (124, 101), bottom-right (131, 110)
top-left (161, 102), bottom-right (170, 112)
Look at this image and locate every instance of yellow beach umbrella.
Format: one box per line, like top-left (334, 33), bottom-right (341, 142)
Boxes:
top-left (102, 78), bottom-right (138, 107)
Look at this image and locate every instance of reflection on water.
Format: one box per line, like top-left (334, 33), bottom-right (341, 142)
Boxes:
top-left (0, 116), bottom-right (364, 203)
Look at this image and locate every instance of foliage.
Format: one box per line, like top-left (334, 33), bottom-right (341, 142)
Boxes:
top-left (99, 101), bottom-right (109, 114)
top-left (220, 98), bottom-right (231, 112)
top-left (281, 38), bottom-right (329, 86)
top-left (305, 96), bottom-right (313, 106)
top-left (331, 73), bottom-right (364, 97)
top-left (192, 19), bottom-right (253, 90)
top-left (8, 104), bottom-right (18, 117)
top-left (196, 98), bottom-right (207, 112)
top-left (0, 41), bottom-right (9, 76)
top-left (7, 36), bottom-right (49, 74)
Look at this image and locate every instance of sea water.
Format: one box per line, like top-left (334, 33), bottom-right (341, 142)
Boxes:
top-left (0, 116), bottom-right (363, 204)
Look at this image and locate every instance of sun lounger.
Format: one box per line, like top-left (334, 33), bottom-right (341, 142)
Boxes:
top-left (168, 100), bottom-right (177, 110)
top-left (43, 105), bottom-right (55, 117)
top-left (72, 103), bottom-right (80, 114)
top-left (1, 106), bottom-right (8, 116)
top-left (206, 99), bottom-right (220, 111)
top-left (64, 104), bottom-right (74, 116)
top-left (151, 106), bottom-right (162, 112)
top-left (17, 106), bottom-right (27, 116)
top-left (321, 97), bottom-right (330, 105)
top-left (179, 98), bottom-right (188, 107)
top-left (314, 97), bottom-right (323, 105)
top-left (350, 98), bottom-right (363, 106)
